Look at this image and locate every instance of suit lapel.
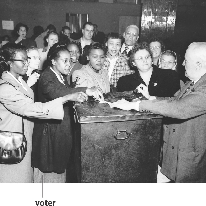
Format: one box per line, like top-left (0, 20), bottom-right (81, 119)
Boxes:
top-left (177, 81), bottom-right (193, 99)
top-left (177, 73), bottom-right (206, 99)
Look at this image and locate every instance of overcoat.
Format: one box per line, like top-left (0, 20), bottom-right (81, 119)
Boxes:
top-left (140, 72), bottom-right (206, 182)
top-left (32, 67), bottom-right (86, 174)
top-left (0, 71), bottom-right (64, 183)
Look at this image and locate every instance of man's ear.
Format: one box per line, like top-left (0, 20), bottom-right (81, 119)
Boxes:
top-left (8, 61), bottom-right (12, 68)
top-left (105, 42), bottom-right (108, 47)
top-left (132, 61), bottom-right (136, 67)
top-left (87, 56), bottom-right (89, 60)
top-left (51, 59), bottom-right (56, 66)
top-left (123, 32), bottom-right (126, 39)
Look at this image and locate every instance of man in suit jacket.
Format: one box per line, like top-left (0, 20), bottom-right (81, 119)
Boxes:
top-left (110, 42), bottom-right (206, 182)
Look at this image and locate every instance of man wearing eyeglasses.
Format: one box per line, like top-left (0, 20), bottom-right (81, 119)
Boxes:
top-left (111, 42), bottom-right (206, 183)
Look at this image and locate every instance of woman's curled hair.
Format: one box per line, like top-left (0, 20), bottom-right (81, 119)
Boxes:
top-left (129, 42), bottom-right (152, 66)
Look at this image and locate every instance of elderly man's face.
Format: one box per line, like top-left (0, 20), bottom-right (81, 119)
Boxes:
top-left (123, 27), bottom-right (139, 46)
top-left (183, 48), bottom-right (199, 81)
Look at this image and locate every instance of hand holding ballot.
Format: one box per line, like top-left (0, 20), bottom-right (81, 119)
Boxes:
top-left (109, 99), bottom-right (141, 111)
top-left (137, 84), bottom-right (156, 100)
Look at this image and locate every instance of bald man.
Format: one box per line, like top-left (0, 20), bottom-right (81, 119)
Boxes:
top-left (111, 42), bottom-right (206, 182)
top-left (121, 25), bottom-right (139, 56)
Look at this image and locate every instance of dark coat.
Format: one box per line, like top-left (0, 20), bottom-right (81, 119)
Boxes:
top-left (32, 67), bottom-right (86, 173)
top-left (117, 65), bottom-right (180, 97)
top-left (140, 73), bottom-right (206, 182)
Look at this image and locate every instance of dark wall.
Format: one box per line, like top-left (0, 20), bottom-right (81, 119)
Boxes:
top-left (0, 0), bottom-right (142, 37)
top-left (175, 5), bottom-right (206, 43)
top-left (174, 5), bottom-right (206, 58)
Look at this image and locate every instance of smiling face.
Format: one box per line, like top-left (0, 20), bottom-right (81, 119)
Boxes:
top-left (106, 38), bottom-right (121, 57)
top-left (18, 26), bottom-right (27, 39)
top-left (27, 49), bottom-right (41, 70)
top-left (52, 50), bottom-right (71, 75)
top-left (82, 24), bottom-right (94, 41)
top-left (149, 41), bottom-right (162, 59)
top-left (10, 50), bottom-right (28, 78)
top-left (88, 48), bottom-right (105, 72)
top-left (133, 49), bottom-right (152, 73)
top-left (160, 54), bottom-right (176, 70)
top-left (47, 33), bottom-right (59, 48)
top-left (123, 26), bottom-right (139, 46)
top-left (67, 44), bottom-right (80, 64)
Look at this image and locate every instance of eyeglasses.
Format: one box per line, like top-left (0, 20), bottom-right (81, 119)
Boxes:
top-left (125, 32), bottom-right (138, 37)
top-left (134, 55), bottom-right (151, 61)
top-left (10, 58), bottom-right (30, 65)
top-left (150, 46), bottom-right (161, 50)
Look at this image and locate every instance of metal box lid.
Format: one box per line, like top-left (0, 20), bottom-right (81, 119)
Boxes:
top-left (74, 100), bottom-right (162, 123)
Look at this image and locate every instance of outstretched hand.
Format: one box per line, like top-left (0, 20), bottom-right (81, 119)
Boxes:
top-left (86, 87), bottom-right (104, 101)
top-left (62, 92), bottom-right (88, 104)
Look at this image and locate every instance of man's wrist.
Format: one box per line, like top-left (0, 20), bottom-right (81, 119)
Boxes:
top-left (131, 101), bottom-right (141, 111)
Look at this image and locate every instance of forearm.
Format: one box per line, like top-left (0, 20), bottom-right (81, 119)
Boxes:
top-left (41, 80), bottom-right (87, 100)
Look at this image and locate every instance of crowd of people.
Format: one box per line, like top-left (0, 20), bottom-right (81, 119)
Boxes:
top-left (0, 20), bottom-right (205, 183)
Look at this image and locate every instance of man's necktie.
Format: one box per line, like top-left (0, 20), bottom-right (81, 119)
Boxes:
top-left (123, 45), bottom-right (129, 56)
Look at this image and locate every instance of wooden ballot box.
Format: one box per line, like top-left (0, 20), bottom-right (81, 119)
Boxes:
top-left (73, 100), bottom-right (163, 183)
